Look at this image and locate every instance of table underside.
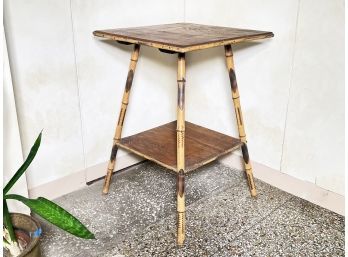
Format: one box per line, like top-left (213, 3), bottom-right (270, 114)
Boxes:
top-left (117, 121), bottom-right (242, 173)
top-left (93, 23), bottom-right (274, 52)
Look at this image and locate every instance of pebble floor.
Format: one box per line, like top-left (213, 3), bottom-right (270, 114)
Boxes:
top-left (39, 161), bottom-right (344, 257)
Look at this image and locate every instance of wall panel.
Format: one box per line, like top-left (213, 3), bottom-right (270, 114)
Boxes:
top-left (4, 0), bottom-right (85, 190)
top-left (281, 0), bottom-right (345, 195)
top-left (4, 0), bottom-right (344, 197)
top-left (185, 0), bottom-right (300, 170)
top-left (70, 0), bottom-right (185, 173)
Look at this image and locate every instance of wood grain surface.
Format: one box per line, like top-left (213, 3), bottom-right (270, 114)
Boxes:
top-left (116, 121), bottom-right (242, 172)
top-left (93, 23), bottom-right (274, 52)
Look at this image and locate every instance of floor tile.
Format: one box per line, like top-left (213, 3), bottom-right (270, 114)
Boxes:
top-left (40, 161), bottom-right (244, 257)
top-left (38, 161), bottom-right (344, 257)
top-left (114, 178), bottom-right (293, 257)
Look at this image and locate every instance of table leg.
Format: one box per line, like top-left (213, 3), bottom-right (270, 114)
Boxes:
top-left (224, 45), bottom-right (257, 197)
top-left (177, 53), bottom-right (186, 245)
top-left (102, 44), bottom-right (140, 194)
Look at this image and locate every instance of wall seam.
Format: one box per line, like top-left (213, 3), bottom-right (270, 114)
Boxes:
top-left (279, 0), bottom-right (301, 172)
top-left (3, 21), bottom-right (25, 161)
top-left (3, 21), bottom-right (31, 197)
top-left (69, 0), bottom-right (87, 183)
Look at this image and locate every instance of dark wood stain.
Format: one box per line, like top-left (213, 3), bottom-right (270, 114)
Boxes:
top-left (229, 68), bottom-right (238, 92)
top-left (110, 145), bottom-right (118, 161)
top-left (125, 70), bottom-right (134, 92)
top-left (177, 170), bottom-right (185, 197)
top-left (117, 121), bottom-right (242, 172)
top-left (241, 143), bottom-right (249, 164)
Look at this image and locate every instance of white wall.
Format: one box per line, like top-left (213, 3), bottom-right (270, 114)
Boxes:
top-left (4, 0), bottom-right (184, 192)
top-left (4, 0), bottom-right (344, 196)
top-left (70, 0), bottom-right (184, 180)
top-left (281, 0), bottom-right (345, 195)
top-left (185, 0), bottom-right (344, 195)
top-left (185, 0), bottom-right (299, 170)
top-left (4, 0), bottom-right (86, 191)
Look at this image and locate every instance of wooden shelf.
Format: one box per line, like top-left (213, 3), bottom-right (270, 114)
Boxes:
top-left (117, 121), bottom-right (242, 172)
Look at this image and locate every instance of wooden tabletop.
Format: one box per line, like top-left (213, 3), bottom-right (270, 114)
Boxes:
top-left (93, 23), bottom-right (273, 53)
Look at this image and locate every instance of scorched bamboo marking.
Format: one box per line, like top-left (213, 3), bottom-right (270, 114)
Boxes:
top-left (102, 44), bottom-right (140, 194)
top-left (177, 53), bottom-right (186, 245)
top-left (224, 44), bottom-right (257, 197)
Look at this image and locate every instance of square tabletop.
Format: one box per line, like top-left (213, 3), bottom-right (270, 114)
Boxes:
top-left (93, 23), bottom-right (273, 53)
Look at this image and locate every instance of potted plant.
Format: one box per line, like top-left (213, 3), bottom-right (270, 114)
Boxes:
top-left (3, 132), bottom-right (95, 257)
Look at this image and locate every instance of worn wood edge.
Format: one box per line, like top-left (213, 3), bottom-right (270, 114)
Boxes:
top-left (116, 134), bottom-right (242, 173)
top-left (93, 31), bottom-right (274, 53)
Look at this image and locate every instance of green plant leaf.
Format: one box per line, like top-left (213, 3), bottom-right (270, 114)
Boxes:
top-left (5, 194), bottom-right (95, 239)
top-left (3, 132), bottom-right (42, 195)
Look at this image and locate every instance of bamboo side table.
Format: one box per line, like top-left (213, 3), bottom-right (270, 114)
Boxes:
top-left (93, 23), bottom-right (273, 246)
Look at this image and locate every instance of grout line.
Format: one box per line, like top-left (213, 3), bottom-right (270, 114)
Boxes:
top-left (279, 0), bottom-right (302, 172)
top-left (185, 165), bottom-right (246, 208)
top-left (69, 0), bottom-right (87, 183)
top-left (127, 166), bottom-right (296, 249)
top-left (229, 196), bottom-right (296, 241)
top-left (113, 163), bottom-right (245, 240)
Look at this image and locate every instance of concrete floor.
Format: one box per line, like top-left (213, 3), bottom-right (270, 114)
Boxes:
top-left (39, 161), bottom-right (344, 257)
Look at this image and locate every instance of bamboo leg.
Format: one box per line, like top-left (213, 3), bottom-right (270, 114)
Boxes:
top-left (102, 44), bottom-right (140, 194)
top-left (176, 53), bottom-right (186, 245)
top-left (224, 44), bottom-right (257, 197)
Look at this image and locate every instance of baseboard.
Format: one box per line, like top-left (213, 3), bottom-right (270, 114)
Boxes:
top-left (28, 153), bottom-right (143, 199)
top-left (84, 153), bottom-right (143, 182)
top-left (219, 154), bottom-right (345, 216)
top-left (29, 152), bottom-right (344, 216)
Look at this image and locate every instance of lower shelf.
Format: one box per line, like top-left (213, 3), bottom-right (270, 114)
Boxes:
top-left (117, 121), bottom-right (242, 172)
